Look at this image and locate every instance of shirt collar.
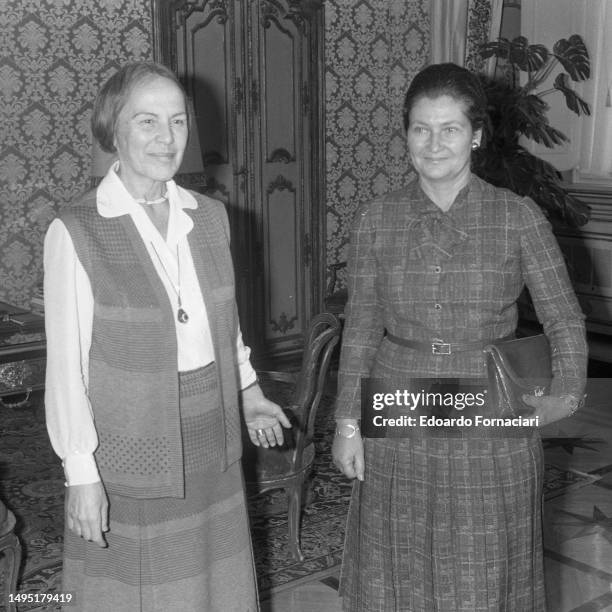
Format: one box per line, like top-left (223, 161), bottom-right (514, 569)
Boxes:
top-left (96, 161), bottom-right (198, 243)
top-left (412, 174), bottom-right (473, 218)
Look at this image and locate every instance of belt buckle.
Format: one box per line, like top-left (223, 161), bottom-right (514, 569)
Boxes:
top-left (431, 342), bottom-right (451, 355)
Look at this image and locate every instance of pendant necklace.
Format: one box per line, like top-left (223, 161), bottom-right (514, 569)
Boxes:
top-left (149, 242), bottom-right (190, 324)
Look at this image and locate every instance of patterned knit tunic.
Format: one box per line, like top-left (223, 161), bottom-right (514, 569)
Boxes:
top-left (60, 192), bottom-right (243, 493)
top-left (56, 191), bottom-right (257, 611)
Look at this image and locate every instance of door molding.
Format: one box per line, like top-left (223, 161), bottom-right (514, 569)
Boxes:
top-left (151, 0), bottom-right (326, 358)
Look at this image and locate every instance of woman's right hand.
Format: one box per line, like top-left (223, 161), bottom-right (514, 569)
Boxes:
top-left (332, 423), bottom-right (365, 481)
top-left (65, 482), bottom-right (109, 548)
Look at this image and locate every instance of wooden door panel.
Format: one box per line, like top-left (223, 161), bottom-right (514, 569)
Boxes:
top-left (261, 18), bottom-right (296, 162)
top-left (262, 170), bottom-right (304, 350)
top-left (153, 0), bottom-right (325, 358)
top-left (163, 0), bottom-right (260, 343)
top-left (173, 1), bottom-right (245, 203)
top-left (251, 0), bottom-right (312, 352)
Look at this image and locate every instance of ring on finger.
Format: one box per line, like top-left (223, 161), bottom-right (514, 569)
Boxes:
top-left (256, 428), bottom-right (265, 437)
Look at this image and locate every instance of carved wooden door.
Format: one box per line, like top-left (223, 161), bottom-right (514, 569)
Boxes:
top-left (154, 0), bottom-right (324, 358)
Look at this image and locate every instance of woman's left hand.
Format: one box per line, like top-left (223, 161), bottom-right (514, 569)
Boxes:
top-left (520, 393), bottom-right (580, 427)
top-left (242, 383), bottom-right (292, 448)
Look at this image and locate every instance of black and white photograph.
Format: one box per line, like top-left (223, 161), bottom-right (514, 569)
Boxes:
top-left (1, 1), bottom-right (611, 611)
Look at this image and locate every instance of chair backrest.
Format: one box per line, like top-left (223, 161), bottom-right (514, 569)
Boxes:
top-left (292, 313), bottom-right (341, 454)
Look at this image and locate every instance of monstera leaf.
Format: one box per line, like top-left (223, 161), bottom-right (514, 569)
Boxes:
top-left (473, 145), bottom-right (590, 227)
top-left (509, 93), bottom-right (567, 147)
top-left (476, 33), bottom-right (592, 227)
top-left (480, 37), bottom-right (549, 73)
top-left (480, 38), bottom-right (512, 60)
top-left (553, 35), bottom-right (590, 81)
top-left (553, 73), bottom-right (591, 115)
top-left (508, 37), bottom-right (549, 72)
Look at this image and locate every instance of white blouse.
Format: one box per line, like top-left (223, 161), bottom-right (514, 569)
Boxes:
top-left (44, 165), bottom-right (256, 486)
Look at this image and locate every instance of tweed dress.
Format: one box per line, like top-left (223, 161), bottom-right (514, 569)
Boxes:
top-left (335, 175), bottom-right (587, 611)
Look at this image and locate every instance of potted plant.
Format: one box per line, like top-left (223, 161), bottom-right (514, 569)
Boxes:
top-left (474, 35), bottom-right (591, 226)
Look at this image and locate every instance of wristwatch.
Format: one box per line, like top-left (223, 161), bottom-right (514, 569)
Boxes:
top-left (335, 423), bottom-right (361, 439)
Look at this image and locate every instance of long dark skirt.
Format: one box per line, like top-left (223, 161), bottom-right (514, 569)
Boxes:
top-left (340, 433), bottom-right (545, 612)
top-left (62, 364), bottom-right (258, 612)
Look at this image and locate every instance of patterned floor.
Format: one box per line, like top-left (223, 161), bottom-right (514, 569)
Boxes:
top-left (0, 391), bottom-right (350, 611)
top-left (2, 371), bottom-right (612, 611)
top-left (541, 375), bottom-right (612, 612)
top-left (263, 372), bottom-right (612, 612)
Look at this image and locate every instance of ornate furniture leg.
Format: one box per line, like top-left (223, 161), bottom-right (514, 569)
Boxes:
top-left (287, 472), bottom-right (307, 562)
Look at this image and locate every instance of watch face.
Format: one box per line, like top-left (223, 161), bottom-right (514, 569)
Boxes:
top-left (335, 423), bottom-right (359, 438)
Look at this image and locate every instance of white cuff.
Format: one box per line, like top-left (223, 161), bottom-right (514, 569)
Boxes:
top-left (62, 452), bottom-right (101, 487)
top-left (240, 370), bottom-right (258, 390)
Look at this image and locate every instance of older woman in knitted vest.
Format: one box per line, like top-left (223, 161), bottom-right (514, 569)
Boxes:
top-left (44, 62), bottom-right (290, 612)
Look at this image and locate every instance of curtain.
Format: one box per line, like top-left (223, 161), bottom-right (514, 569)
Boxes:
top-left (430, 0), bottom-right (504, 74)
top-left (430, 0), bottom-right (469, 65)
top-left (577, 0), bottom-right (612, 179)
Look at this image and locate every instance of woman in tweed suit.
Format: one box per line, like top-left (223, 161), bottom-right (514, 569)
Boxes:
top-left (44, 62), bottom-right (290, 611)
top-left (332, 63), bottom-right (587, 611)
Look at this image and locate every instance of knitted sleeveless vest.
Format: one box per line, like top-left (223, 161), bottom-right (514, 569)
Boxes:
top-left (61, 191), bottom-right (242, 498)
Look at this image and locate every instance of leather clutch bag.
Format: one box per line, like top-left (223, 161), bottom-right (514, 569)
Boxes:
top-left (484, 334), bottom-right (552, 417)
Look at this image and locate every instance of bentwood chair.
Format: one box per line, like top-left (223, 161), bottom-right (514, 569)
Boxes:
top-left (242, 313), bottom-right (341, 561)
top-left (0, 499), bottom-right (20, 612)
top-left (323, 262), bottom-right (348, 317)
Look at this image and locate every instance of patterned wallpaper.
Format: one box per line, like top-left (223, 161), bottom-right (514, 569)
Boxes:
top-left (324, 0), bottom-right (501, 285)
top-left (0, 0), bottom-right (152, 307)
top-left (324, 0), bottom-right (430, 281)
top-left (1, 0), bottom-right (496, 307)
top-left (465, 0), bottom-right (497, 72)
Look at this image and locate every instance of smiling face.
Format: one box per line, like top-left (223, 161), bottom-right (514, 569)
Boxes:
top-left (406, 94), bottom-right (481, 191)
top-left (113, 75), bottom-right (188, 198)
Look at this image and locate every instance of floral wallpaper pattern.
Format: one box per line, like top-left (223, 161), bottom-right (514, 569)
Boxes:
top-left (1, 0), bottom-right (496, 307)
top-left (324, 0), bottom-right (499, 285)
top-left (324, 0), bottom-right (430, 283)
top-left (0, 0), bottom-right (152, 307)
top-left (465, 0), bottom-right (496, 73)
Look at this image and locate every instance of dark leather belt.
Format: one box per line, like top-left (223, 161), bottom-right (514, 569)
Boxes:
top-left (385, 332), bottom-right (513, 355)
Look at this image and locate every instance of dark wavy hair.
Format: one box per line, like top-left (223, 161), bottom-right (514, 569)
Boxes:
top-left (402, 63), bottom-right (489, 140)
top-left (91, 62), bottom-right (187, 154)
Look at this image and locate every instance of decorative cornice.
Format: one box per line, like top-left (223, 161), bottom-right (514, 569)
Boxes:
top-left (267, 174), bottom-right (295, 195)
top-left (179, 0), bottom-right (228, 25)
top-left (203, 176), bottom-right (230, 199)
top-left (270, 312), bottom-right (298, 334)
top-left (564, 185), bottom-right (612, 224)
top-left (268, 148), bottom-right (295, 164)
top-left (261, 0), bottom-right (320, 33)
